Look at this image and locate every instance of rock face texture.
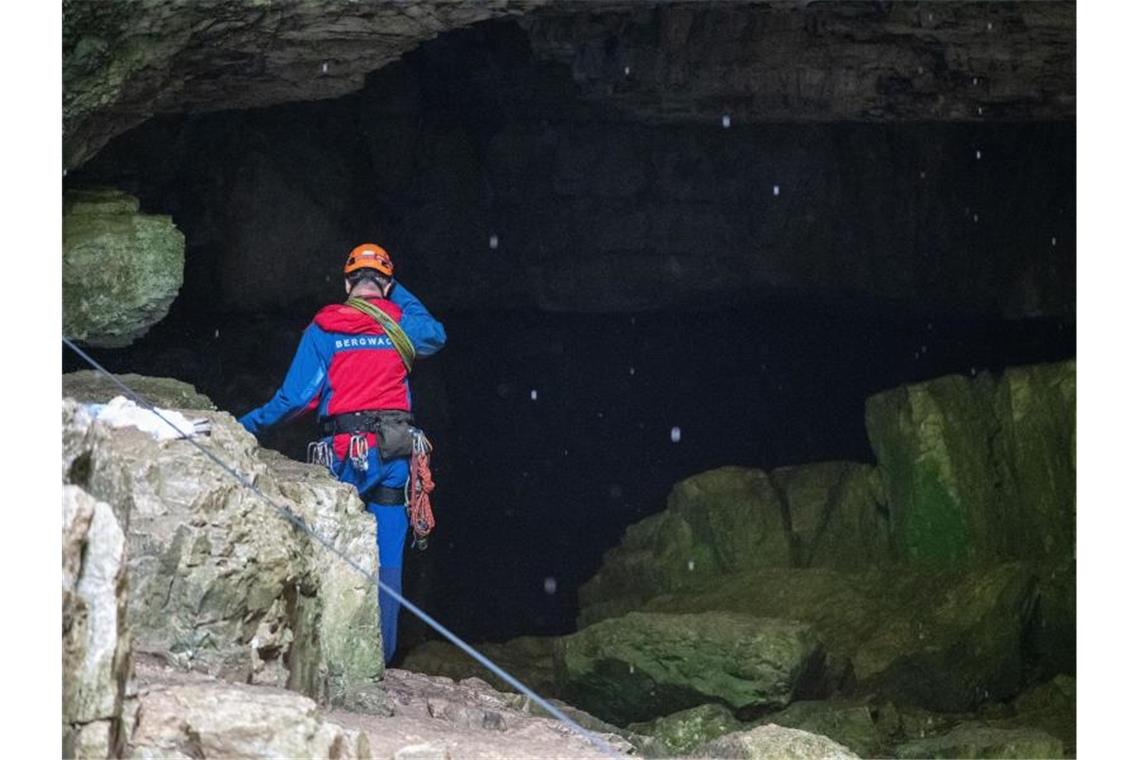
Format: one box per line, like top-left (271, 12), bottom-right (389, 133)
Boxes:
top-left (579, 462), bottom-right (887, 623)
top-left (692, 723), bottom-right (859, 760)
top-left (555, 611), bottom-right (823, 724)
top-left (62, 374), bottom-right (382, 705)
top-left (63, 188), bottom-right (185, 347)
top-left (894, 724), bottom-right (1065, 759)
top-left (128, 665), bottom-right (370, 759)
top-left (865, 360), bottom-right (1075, 569)
top-left (575, 361), bottom-right (1075, 720)
top-left (63, 1), bottom-right (1074, 169)
top-left (62, 485), bottom-right (133, 759)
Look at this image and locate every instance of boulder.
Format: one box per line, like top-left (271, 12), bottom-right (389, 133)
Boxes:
top-left (894, 724), bottom-right (1064, 759)
top-left (63, 485), bottom-right (133, 759)
top-left (127, 669), bottom-right (369, 759)
top-left (763, 701), bottom-right (880, 758)
top-left (864, 360), bottom-right (1075, 570)
top-left (401, 636), bottom-right (559, 699)
top-left (692, 723), bottom-right (859, 759)
top-left (769, 462), bottom-right (890, 571)
top-left (63, 188), bottom-right (185, 347)
top-left (627, 703), bottom-right (742, 756)
top-left (63, 370), bottom-right (216, 410)
top-left (554, 611), bottom-right (823, 725)
top-left (618, 562), bottom-right (1037, 712)
top-left (864, 372), bottom-right (1001, 568)
top-left (579, 463), bottom-right (887, 625)
top-left (62, 377), bottom-right (382, 704)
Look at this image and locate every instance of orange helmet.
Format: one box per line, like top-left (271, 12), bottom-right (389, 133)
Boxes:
top-left (344, 243), bottom-right (394, 278)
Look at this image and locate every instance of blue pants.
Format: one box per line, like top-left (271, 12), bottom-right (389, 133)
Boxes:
top-left (330, 441), bottom-right (409, 665)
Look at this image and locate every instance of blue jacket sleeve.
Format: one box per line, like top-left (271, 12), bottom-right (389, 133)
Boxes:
top-left (238, 324), bottom-right (328, 436)
top-left (390, 282), bottom-right (447, 357)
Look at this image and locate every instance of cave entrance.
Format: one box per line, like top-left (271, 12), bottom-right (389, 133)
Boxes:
top-left (63, 16), bottom-right (1075, 658)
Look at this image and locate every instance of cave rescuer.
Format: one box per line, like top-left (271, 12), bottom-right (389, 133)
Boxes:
top-left (238, 243), bottom-right (446, 665)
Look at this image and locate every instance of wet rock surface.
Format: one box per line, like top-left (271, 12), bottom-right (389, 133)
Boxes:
top-left (63, 188), bottom-right (185, 348)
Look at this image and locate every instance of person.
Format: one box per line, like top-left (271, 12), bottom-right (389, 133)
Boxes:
top-left (238, 243), bottom-right (446, 664)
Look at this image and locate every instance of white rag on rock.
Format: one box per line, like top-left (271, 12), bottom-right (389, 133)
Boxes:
top-left (84, 396), bottom-right (210, 441)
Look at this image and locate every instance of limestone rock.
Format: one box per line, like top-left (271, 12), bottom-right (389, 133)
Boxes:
top-left (609, 562), bottom-right (1036, 713)
top-left (627, 703), bottom-right (742, 756)
top-left (63, 370), bottom-right (216, 410)
top-left (127, 669), bottom-right (369, 759)
top-left (579, 463), bottom-right (890, 627)
top-left (864, 360), bottom-right (1075, 570)
top-left (894, 724), bottom-right (1064, 759)
top-left (401, 636), bottom-right (559, 699)
top-left (692, 723), bottom-right (859, 759)
top-left (63, 485), bottom-right (132, 759)
top-left (763, 701), bottom-right (879, 758)
top-left (555, 611), bottom-right (822, 725)
top-left (769, 462), bottom-right (889, 571)
top-left (62, 379), bottom-right (382, 704)
top-left (63, 188), bottom-right (185, 347)
top-left (578, 467), bottom-right (789, 621)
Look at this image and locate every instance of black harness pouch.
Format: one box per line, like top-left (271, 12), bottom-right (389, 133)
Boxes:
top-left (375, 412), bottom-right (415, 459)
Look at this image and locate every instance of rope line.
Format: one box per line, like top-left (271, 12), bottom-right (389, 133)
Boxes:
top-left (62, 337), bottom-right (621, 759)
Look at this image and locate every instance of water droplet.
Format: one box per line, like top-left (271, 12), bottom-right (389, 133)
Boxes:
top-left (976, 149), bottom-right (982, 160)
top-left (321, 62), bottom-right (328, 74)
top-left (530, 389), bottom-right (538, 401)
top-left (926, 322), bottom-right (933, 331)
top-left (970, 366), bottom-right (978, 376)
top-left (914, 352), bottom-right (920, 359)
top-left (63, 168), bottom-right (68, 177)
top-left (973, 213), bottom-right (979, 222)
top-left (973, 77), bottom-right (979, 86)
top-left (1051, 237), bottom-right (1057, 246)
top-left (214, 329), bottom-right (220, 339)
top-left (629, 665), bottom-right (635, 674)
top-left (977, 106), bottom-right (983, 116)
top-left (629, 367), bottom-right (636, 376)
top-left (489, 234), bottom-right (499, 249)
top-left (670, 426), bottom-right (682, 443)
top-left (687, 559), bottom-right (695, 571)
top-left (543, 577), bottom-right (557, 595)
top-left (918, 66), bottom-right (924, 74)
top-left (919, 171), bottom-right (926, 179)
top-left (987, 22), bottom-right (993, 30)
top-left (623, 65), bottom-right (630, 76)
top-left (721, 114), bottom-right (732, 128)
top-left (772, 184), bottom-right (780, 196)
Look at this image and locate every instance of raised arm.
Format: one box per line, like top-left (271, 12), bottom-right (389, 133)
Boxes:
top-left (238, 324), bottom-right (327, 436)
top-left (389, 282), bottom-right (447, 357)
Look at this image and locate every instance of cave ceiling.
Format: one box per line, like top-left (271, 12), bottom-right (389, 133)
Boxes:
top-left (64, 1), bottom-right (1075, 169)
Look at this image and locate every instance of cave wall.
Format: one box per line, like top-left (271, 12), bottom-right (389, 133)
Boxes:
top-left (73, 18), bottom-right (1075, 320)
top-left (64, 1), bottom-right (1074, 169)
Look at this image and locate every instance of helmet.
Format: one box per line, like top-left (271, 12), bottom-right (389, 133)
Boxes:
top-left (344, 243), bottom-right (394, 278)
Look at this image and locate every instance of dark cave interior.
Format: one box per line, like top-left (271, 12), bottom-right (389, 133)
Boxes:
top-left (62, 17), bottom-right (1075, 658)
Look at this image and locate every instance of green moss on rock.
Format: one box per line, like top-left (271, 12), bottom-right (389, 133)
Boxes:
top-left (895, 724), bottom-right (1064, 759)
top-left (763, 701), bottom-right (880, 757)
top-left (628, 703), bottom-right (742, 756)
top-left (555, 611), bottom-right (822, 725)
top-left (63, 187), bottom-right (185, 348)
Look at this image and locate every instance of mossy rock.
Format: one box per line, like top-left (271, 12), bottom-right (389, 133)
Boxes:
top-left (401, 636), bottom-right (559, 699)
top-left (555, 611), bottom-right (822, 725)
top-left (763, 700), bottom-right (880, 757)
top-left (63, 370), bottom-right (215, 410)
top-left (895, 724), bottom-right (1064, 759)
top-left (63, 187), bottom-right (185, 347)
top-left (692, 723), bottom-right (859, 759)
top-left (628, 703), bottom-right (742, 756)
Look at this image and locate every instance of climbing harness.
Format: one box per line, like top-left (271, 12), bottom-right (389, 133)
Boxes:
top-left (406, 428), bottom-right (436, 551)
top-left (348, 433), bottom-right (370, 472)
top-left (344, 296), bottom-right (416, 373)
top-left (61, 337), bottom-right (619, 760)
top-left (306, 440), bottom-right (333, 470)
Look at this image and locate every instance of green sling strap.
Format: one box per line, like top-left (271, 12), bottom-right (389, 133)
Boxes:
top-left (344, 296), bottom-right (417, 374)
